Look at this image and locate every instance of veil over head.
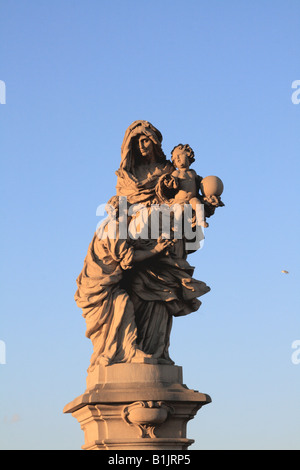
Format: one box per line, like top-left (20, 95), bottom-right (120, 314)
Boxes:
top-left (117, 120), bottom-right (166, 176)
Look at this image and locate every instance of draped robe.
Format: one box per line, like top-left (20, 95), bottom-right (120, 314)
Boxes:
top-left (75, 121), bottom-right (210, 370)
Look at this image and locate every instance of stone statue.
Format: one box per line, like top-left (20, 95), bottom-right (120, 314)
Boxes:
top-left (74, 120), bottom-right (224, 372)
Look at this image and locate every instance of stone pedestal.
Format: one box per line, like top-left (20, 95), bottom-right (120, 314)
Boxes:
top-left (63, 362), bottom-right (211, 450)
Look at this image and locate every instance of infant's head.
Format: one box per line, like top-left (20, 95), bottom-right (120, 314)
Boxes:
top-left (171, 144), bottom-right (195, 169)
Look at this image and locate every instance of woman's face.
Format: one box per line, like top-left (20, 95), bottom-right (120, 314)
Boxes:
top-left (137, 135), bottom-right (154, 159)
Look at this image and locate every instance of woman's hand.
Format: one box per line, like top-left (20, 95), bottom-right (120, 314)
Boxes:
top-left (132, 237), bottom-right (177, 263)
top-left (163, 175), bottom-right (178, 190)
top-left (153, 236), bottom-right (176, 254)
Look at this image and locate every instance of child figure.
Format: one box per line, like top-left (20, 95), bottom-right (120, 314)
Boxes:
top-left (170, 143), bottom-right (208, 228)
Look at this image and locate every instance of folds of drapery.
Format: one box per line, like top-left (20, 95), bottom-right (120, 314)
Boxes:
top-left (75, 233), bottom-right (138, 369)
top-left (74, 228), bottom-right (210, 369)
top-left (74, 119), bottom-right (211, 368)
top-left (129, 241), bottom-right (210, 319)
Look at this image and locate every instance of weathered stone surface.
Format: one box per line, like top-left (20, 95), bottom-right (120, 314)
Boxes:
top-left (64, 363), bottom-right (211, 450)
top-left (74, 121), bottom-right (223, 372)
top-left (65, 121), bottom-right (224, 449)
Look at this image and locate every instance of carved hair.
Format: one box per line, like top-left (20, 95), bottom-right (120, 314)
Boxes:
top-left (171, 144), bottom-right (195, 165)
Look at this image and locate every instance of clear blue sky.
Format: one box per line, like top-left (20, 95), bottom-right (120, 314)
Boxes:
top-left (1, 0), bottom-right (299, 450)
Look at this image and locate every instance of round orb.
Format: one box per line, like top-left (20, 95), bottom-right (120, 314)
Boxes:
top-left (200, 175), bottom-right (224, 197)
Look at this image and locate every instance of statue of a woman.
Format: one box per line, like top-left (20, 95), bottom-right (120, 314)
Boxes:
top-left (75, 120), bottom-right (211, 371)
